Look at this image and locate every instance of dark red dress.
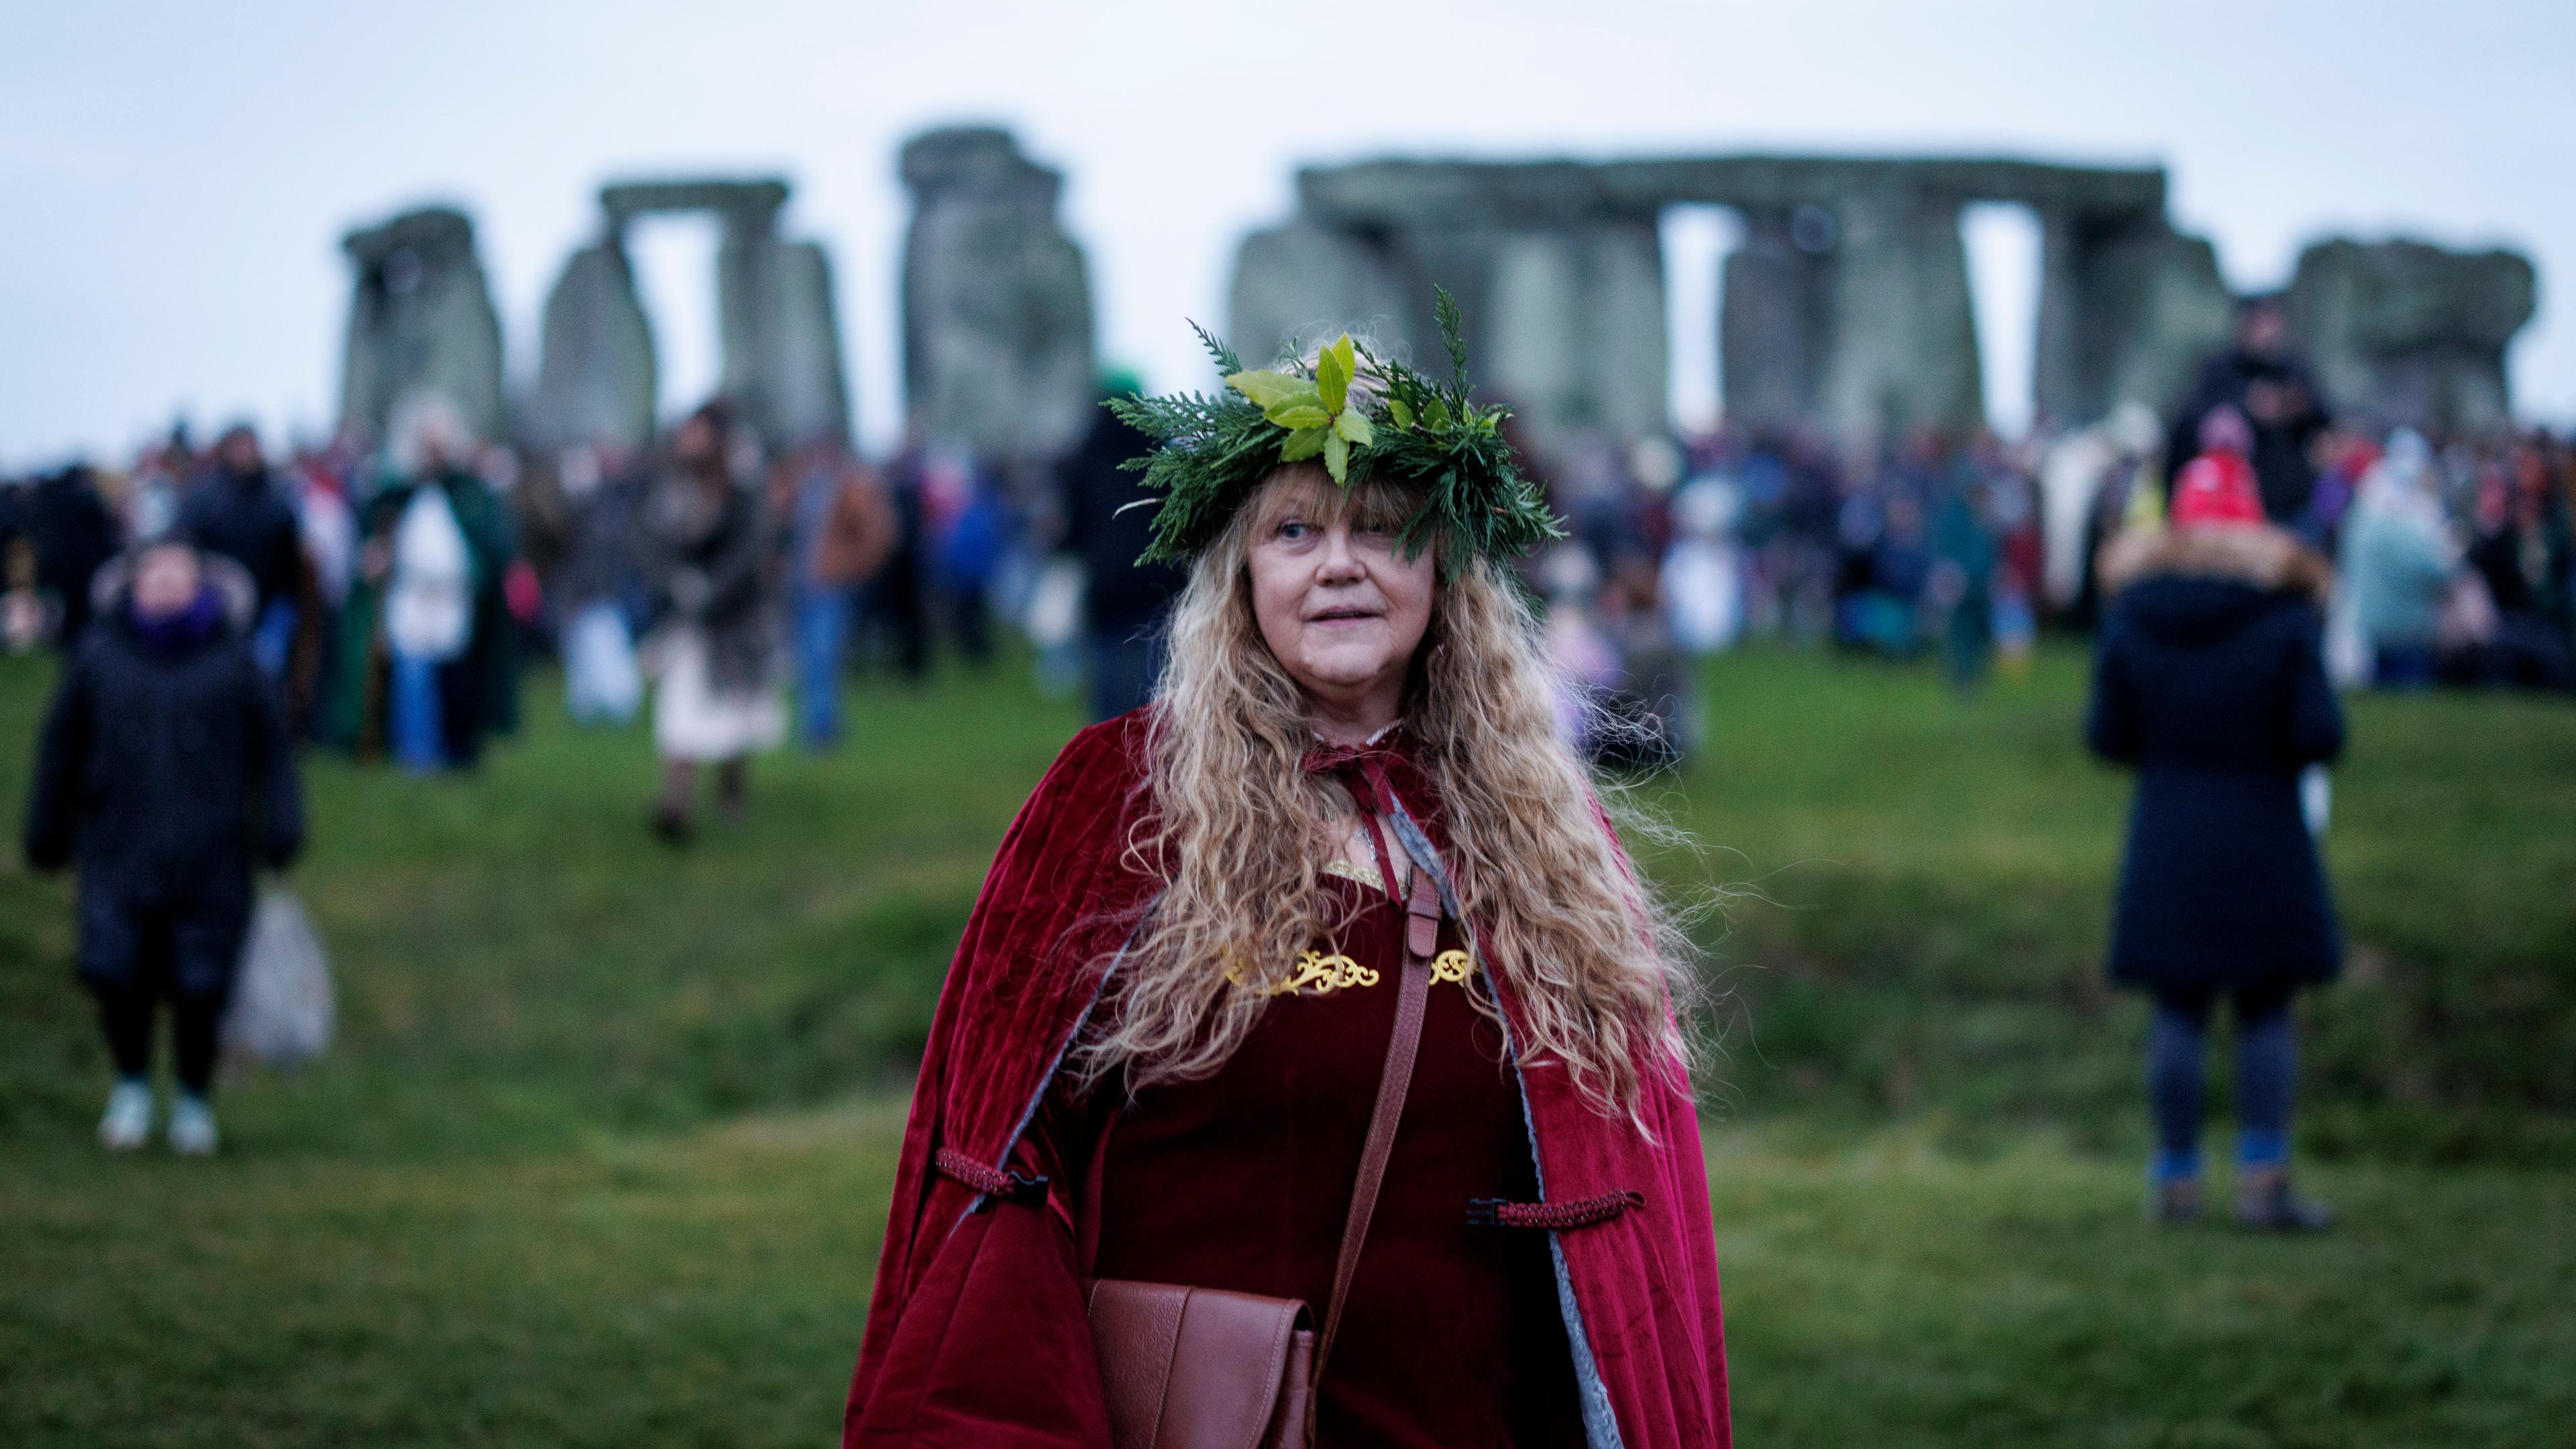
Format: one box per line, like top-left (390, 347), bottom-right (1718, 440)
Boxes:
top-left (1072, 874), bottom-right (1585, 1447)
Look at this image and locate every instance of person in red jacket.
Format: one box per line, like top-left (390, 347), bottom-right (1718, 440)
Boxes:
top-left (843, 322), bottom-right (1730, 1447)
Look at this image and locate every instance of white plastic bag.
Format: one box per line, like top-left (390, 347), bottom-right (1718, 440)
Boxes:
top-left (223, 890), bottom-right (335, 1068)
top-left (564, 600), bottom-right (642, 724)
top-left (1024, 557), bottom-right (1087, 651)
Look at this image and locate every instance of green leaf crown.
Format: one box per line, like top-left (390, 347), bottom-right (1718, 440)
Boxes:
top-left (1106, 287), bottom-right (1563, 570)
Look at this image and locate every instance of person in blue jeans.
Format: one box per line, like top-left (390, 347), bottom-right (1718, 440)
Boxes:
top-left (2088, 458), bottom-right (2344, 1230)
top-left (769, 441), bottom-right (894, 749)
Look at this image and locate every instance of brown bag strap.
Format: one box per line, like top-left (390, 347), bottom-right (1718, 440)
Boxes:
top-left (1311, 861), bottom-right (1440, 1385)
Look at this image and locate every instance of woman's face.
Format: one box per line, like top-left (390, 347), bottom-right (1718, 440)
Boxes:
top-left (131, 546), bottom-right (203, 621)
top-left (1246, 478), bottom-right (1436, 729)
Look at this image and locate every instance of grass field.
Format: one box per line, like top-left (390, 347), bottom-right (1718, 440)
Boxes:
top-left (3, 643), bottom-right (2571, 1446)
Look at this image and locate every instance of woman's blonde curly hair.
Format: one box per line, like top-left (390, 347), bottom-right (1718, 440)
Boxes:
top-left (1075, 463), bottom-right (1693, 1123)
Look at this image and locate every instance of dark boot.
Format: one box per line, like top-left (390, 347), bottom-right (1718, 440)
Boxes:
top-left (714, 757), bottom-right (748, 822)
top-left (2147, 1177), bottom-right (2204, 1225)
top-left (652, 761), bottom-right (696, 845)
top-left (2235, 1167), bottom-right (2333, 1232)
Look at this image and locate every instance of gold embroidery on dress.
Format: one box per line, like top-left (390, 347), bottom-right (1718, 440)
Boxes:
top-left (1283, 950), bottom-right (1378, 996)
top-left (1229, 947), bottom-right (1474, 995)
top-left (1320, 857), bottom-right (1385, 892)
top-left (1226, 950), bottom-right (1377, 996)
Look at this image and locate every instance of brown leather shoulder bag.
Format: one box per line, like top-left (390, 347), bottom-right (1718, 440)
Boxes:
top-left (1077, 865), bottom-right (1443, 1449)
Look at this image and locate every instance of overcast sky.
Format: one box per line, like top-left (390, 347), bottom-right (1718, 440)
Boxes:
top-left (3, 0), bottom-right (2566, 470)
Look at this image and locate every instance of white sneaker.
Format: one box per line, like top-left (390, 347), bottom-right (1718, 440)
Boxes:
top-left (99, 1081), bottom-right (153, 1151)
top-left (167, 1094), bottom-right (219, 1157)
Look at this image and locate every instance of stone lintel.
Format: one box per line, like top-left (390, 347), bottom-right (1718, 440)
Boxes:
top-left (899, 125), bottom-right (1064, 207)
top-left (1295, 154), bottom-right (2168, 230)
top-left (598, 178), bottom-right (791, 233)
top-left (342, 205), bottom-right (478, 263)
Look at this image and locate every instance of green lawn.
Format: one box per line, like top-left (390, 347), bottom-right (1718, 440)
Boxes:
top-left (3, 644), bottom-right (2570, 1446)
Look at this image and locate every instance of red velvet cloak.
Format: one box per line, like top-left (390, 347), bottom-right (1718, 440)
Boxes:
top-left (843, 710), bottom-right (1731, 1447)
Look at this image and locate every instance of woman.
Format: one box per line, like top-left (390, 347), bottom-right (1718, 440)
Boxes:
top-left (327, 396), bottom-right (521, 767)
top-left (2090, 455), bottom-right (2343, 1230)
top-left (645, 400), bottom-right (785, 840)
top-left (23, 541), bottom-right (304, 1155)
top-left (2337, 429), bottom-right (2457, 689)
top-left (843, 320), bottom-right (1730, 1446)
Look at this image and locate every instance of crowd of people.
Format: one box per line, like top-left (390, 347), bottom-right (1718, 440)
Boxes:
top-left (7, 297), bottom-right (2573, 1164)
top-left (1513, 297), bottom-right (2576, 765)
top-left (7, 299), bottom-right (2569, 799)
top-left (0, 349), bottom-right (1223, 1151)
top-left (0, 387), bottom-right (1165, 798)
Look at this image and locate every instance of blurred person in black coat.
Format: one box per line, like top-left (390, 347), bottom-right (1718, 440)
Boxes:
top-left (2167, 296), bottom-right (2331, 525)
top-left (23, 541), bottom-right (305, 1156)
top-left (25, 464), bottom-right (120, 647)
top-left (180, 424), bottom-right (308, 684)
top-left (1058, 373), bottom-right (1182, 721)
top-left (2088, 458), bottom-right (2343, 1230)
top-left (864, 431), bottom-right (934, 683)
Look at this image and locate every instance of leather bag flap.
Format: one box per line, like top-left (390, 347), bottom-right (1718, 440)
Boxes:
top-left (1087, 1280), bottom-right (1309, 1449)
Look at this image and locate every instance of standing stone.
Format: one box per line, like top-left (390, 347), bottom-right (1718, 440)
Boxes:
top-left (532, 239), bottom-right (656, 455)
top-left (2033, 211), bottom-right (2233, 426)
top-left (1485, 223), bottom-right (1668, 446)
top-left (1241, 160), bottom-right (1668, 458)
top-left (2104, 230), bottom-right (2235, 423)
top-left (1720, 206), bottom-right (1836, 435)
top-left (2287, 238), bottom-right (2536, 437)
top-left (1816, 189), bottom-right (1983, 446)
top-left (899, 127), bottom-right (1095, 463)
top-left (741, 238), bottom-right (851, 451)
top-left (339, 207), bottom-right (505, 444)
top-left (1230, 219), bottom-right (1410, 368)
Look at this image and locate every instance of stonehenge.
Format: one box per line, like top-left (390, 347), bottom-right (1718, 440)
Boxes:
top-left (1231, 154), bottom-right (2533, 450)
top-left (332, 133), bottom-right (2540, 470)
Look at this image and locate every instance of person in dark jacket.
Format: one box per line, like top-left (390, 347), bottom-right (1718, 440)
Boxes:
top-left (1058, 373), bottom-right (1183, 721)
top-left (2088, 460), bottom-right (2343, 1230)
top-left (180, 425), bottom-right (308, 680)
top-left (22, 540), bottom-right (305, 1156)
top-left (2166, 296), bottom-right (2331, 526)
top-left (25, 464), bottom-right (121, 648)
top-left (861, 437), bottom-right (933, 683)
top-left (645, 400), bottom-right (784, 841)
